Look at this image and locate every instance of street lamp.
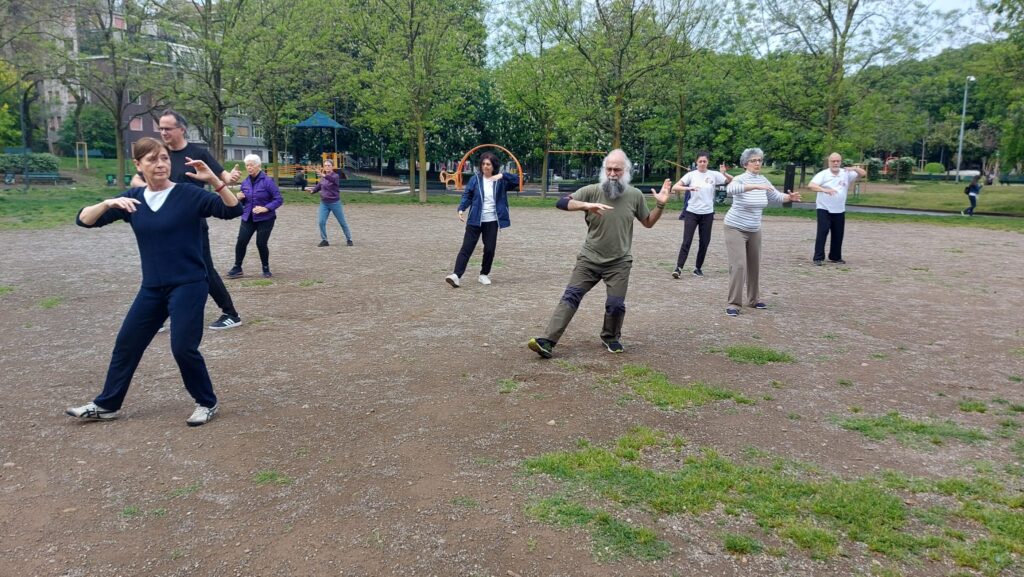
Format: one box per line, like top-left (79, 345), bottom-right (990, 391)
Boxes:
top-left (955, 75), bottom-right (976, 183)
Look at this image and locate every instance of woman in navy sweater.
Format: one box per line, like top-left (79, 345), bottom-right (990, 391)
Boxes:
top-left (445, 151), bottom-right (519, 287)
top-left (66, 137), bottom-right (242, 426)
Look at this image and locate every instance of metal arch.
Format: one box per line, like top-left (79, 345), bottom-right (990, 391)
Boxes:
top-left (451, 144), bottom-right (524, 192)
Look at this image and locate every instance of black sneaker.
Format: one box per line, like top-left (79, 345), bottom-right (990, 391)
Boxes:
top-left (262, 267), bottom-right (272, 278)
top-left (604, 340), bottom-right (624, 353)
top-left (318, 240), bottom-right (329, 247)
top-left (754, 302), bottom-right (767, 310)
top-left (671, 267), bottom-right (682, 279)
top-left (828, 259), bottom-right (846, 264)
top-left (726, 308), bottom-right (739, 317)
top-left (812, 260), bottom-right (823, 266)
top-left (226, 266), bottom-right (244, 278)
top-left (209, 314), bottom-right (242, 330)
top-left (692, 268), bottom-right (703, 277)
top-left (528, 337), bottom-right (554, 359)
top-left (346, 239), bottom-right (354, 246)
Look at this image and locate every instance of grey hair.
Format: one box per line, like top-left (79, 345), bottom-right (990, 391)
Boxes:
top-left (159, 109), bottom-right (188, 129)
top-left (599, 148), bottom-right (633, 186)
top-left (243, 153), bottom-right (262, 166)
top-left (739, 148), bottom-right (764, 167)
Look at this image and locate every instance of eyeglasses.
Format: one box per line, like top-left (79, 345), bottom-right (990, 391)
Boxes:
top-left (606, 167), bottom-right (624, 173)
top-left (748, 158), bottom-right (763, 164)
top-left (157, 126), bottom-right (180, 132)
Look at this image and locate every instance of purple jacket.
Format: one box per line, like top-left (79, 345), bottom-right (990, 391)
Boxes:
top-left (311, 171), bottom-right (341, 203)
top-left (239, 171), bottom-right (283, 222)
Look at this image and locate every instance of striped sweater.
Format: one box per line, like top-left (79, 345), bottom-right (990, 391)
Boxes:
top-left (724, 172), bottom-right (785, 232)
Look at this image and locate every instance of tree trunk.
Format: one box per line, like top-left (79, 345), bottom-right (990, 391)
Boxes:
top-left (612, 93), bottom-right (623, 149)
top-left (675, 92), bottom-right (687, 184)
top-left (541, 135), bottom-right (550, 200)
top-left (418, 123), bottom-right (427, 203)
top-left (407, 133), bottom-right (415, 196)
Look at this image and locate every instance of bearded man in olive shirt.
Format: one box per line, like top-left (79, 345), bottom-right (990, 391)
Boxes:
top-left (528, 149), bottom-right (671, 358)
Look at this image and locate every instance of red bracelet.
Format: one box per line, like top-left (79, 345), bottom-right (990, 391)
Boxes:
top-left (215, 183), bottom-right (227, 192)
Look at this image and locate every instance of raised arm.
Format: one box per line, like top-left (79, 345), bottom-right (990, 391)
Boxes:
top-left (639, 179), bottom-right (672, 228)
top-left (77, 194), bottom-right (140, 227)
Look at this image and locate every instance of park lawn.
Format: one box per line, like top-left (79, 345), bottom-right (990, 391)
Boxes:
top-left (849, 181), bottom-right (1024, 216)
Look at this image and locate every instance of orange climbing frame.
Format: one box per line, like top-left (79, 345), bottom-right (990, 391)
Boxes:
top-left (441, 144), bottom-right (524, 192)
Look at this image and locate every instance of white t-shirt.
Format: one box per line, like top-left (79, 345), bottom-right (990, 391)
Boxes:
top-left (679, 170), bottom-right (726, 215)
top-left (144, 183), bottom-right (175, 211)
top-left (810, 168), bottom-right (859, 213)
top-left (481, 178), bottom-right (497, 222)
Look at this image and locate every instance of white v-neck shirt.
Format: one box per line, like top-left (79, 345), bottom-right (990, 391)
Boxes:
top-left (143, 183), bottom-right (175, 211)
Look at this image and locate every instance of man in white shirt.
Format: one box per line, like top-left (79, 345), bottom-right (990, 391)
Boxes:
top-left (808, 153), bottom-right (866, 265)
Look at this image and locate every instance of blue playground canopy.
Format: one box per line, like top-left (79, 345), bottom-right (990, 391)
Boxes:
top-left (294, 111), bottom-right (344, 129)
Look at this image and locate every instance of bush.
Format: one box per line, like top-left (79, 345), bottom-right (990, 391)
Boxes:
top-left (885, 157), bottom-right (915, 183)
top-left (924, 162), bottom-right (945, 174)
top-left (864, 158), bottom-right (883, 181)
top-left (0, 152), bottom-right (61, 173)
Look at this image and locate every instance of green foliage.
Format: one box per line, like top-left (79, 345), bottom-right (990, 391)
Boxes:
top-left (836, 412), bottom-right (989, 444)
top-left (526, 497), bottom-right (671, 561)
top-left (924, 162), bottom-right (946, 174)
top-left (959, 400), bottom-right (988, 413)
top-left (886, 157), bottom-right (916, 183)
top-left (0, 103), bottom-right (19, 148)
top-left (864, 158), bottom-right (884, 181)
top-left (253, 470), bottom-right (293, 486)
top-left (0, 153), bottom-right (60, 173)
top-left (723, 533), bottom-right (763, 554)
top-left (57, 105), bottom-right (116, 157)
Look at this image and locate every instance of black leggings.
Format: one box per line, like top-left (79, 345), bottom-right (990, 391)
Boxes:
top-left (676, 211), bottom-right (714, 269)
top-left (202, 223), bottom-right (237, 316)
top-left (235, 218), bottom-right (276, 268)
top-left (453, 221), bottom-right (499, 277)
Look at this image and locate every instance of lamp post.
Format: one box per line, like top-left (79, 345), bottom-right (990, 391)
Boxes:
top-left (955, 75), bottom-right (976, 183)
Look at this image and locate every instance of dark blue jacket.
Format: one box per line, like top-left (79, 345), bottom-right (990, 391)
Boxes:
top-left (240, 171), bottom-right (284, 222)
top-left (77, 184), bottom-right (242, 288)
top-left (458, 172), bottom-right (517, 228)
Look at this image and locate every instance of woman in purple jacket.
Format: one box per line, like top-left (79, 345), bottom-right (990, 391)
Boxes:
top-left (306, 158), bottom-right (353, 246)
top-left (227, 155), bottom-right (284, 279)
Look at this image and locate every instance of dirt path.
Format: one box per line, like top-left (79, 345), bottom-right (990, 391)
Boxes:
top-left (1, 204), bottom-right (1021, 576)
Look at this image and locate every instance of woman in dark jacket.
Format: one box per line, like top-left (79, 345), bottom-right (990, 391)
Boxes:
top-left (66, 137), bottom-right (241, 426)
top-left (227, 154), bottom-right (284, 278)
top-left (445, 151), bottom-right (519, 287)
top-left (962, 174), bottom-right (981, 216)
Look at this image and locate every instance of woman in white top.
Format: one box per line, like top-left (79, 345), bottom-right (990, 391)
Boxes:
top-left (670, 151), bottom-right (732, 278)
top-left (722, 148), bottom-right (801, 317)
top-left (445, 151), bottom-right (519, 287)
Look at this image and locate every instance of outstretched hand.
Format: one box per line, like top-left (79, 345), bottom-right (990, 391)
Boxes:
top-left (651, 179), bottom-right (672, 205)
top-left (104, 197), bottom-right (142, 213)
top-left (227, 164), bottom-right (241, 184)
top-left (184, 157), bottom-right (217, 185)
top-left (787, 190), bottom-right (802, 202)
top-left (585, 202), bottom-right (614, 216)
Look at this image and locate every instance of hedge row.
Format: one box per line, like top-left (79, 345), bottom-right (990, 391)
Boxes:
top-left (0, 153), bottom-right (61, 173)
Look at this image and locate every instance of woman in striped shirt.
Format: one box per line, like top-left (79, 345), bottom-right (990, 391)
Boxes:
top-left (722, 148), bottom-right (801, 317)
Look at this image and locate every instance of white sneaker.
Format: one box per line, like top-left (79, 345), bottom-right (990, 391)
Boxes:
top-left (445, 273), bottom-right (460, 288)
top-left (478, 274), bottom-right (491, 285)
top-left (186, 404), bottom-right (219, 427)
top-left (66, 401), bottom-right (119, 421)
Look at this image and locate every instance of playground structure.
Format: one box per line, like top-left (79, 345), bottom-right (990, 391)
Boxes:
top-left (439, 144), bottom-right (524, 192)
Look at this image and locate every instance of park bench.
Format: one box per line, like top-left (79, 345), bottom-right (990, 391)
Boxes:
top-left (3, 172), bottom-right (72, 185)
top-left (999, 174), bottom-right (1024, 185)
top-left (337, 179), bottom-right (372, 193)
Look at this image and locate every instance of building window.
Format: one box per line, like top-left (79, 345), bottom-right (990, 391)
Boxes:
top-left (236, 126), bottom-right (249, 138)
top-left (234, 149), bottom-right (244, 160)
top-left (252, 125), bottom-right (263, 140)
top-left (152, 119), bottom-right (160, 132)
top-left (130, 117), bottom-right (143, 132)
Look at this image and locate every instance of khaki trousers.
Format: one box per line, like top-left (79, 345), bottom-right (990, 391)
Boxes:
top-left (544, 256), bottom-right (632, 344)
top-left (723, 225), bottom-right (761, 308)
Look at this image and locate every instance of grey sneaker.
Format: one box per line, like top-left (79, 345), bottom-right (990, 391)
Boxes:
top-left (209, 314), bottom-right (242, 330)
top-left (671, 267), bottom-right (682, 279)
top-left (186, 404), bottom-right (219, 427)
top-left (66, 401), bottom-right (118, 421)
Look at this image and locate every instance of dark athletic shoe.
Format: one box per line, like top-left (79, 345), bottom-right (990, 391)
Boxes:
top-left (209, 314), bottom-right (242, 330)
top-left (262, 267), bottom-right (273, 278)
top-left (66, 402), bottom-right (118, 421)
top-left (828, 259), bottom-right (846, 264)
top-left (318, 240), bottom-right (329, 247)
top-left (226, 266), bottom-right (244, 278)
top-left (604, 340), bottom-right (624, 354)
top-left (812, 260), bottom-right (823, 266)
top-left (754, 302), bottom-right (768, 310)
top-left (692, 268), bottom-right (703, 277)
top-left (726, 308), bottom-right (739, 317)
top-left (528, 337), bottom-right (554, 359)
top-left (346, 239), bottom-right (354, 246)
top-left (671, 267), bottom-right (682, 279)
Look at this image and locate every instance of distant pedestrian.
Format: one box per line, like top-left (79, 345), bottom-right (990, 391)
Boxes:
top-left (227, 155), bottom-right (283, 279)
top-left (306, 159), bottom-right (353, 247)
top-left (294, 166), bottom-right (307, 190)
top-left (962, 174), bottom-right (982, 216)
top-left (670, 151), bottom-right (732, 278)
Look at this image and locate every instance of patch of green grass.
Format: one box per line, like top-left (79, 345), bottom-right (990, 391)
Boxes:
top-left (39, 296), bottom-right (62, 309)
top-left (835, 412), bottom-right (989, 445)
top-left (298, 279), bottom-right (323, 287)
top-left (1012, 439), bottom-right (1024, 461)
top-left (253, 470), bottom-right (293, 486)
top-left (1008, 376), bottom-right (1023, 383)
top-left (838, 379), bottom-right (854, 387)
top-left (849, 406), bottom-right (863, 413)
top-left (619, 364), bottom-right (752, 409)
top-left (452, 496), bottom-right (479, 509)
top-left (959, 400), bottom-right (988, 413)
top-left (525, 497), bottom-right (670, 562)
top-left (240, 279), bottom-right (273, 287)
top-left (0, 285), bottom-right (12, 296)
top-left (949, 538), bottom-right (1016, 576)
top-left (787, 412), bottom-right (801, 420)
top-left (168, 481), bottom-right (202, 498)
top-left (498, 378), bottom-right (519, 394)
top-left (1008, 404), bottom-right (1024, 413)
top-left (723, 533), bottom-right (763, 554)
top-left (614, 426), bottom-right (665, 460)
top-left (468, 257), bottom-right (503, 269)
top-left (770, 380), bottom-right (785, 389)
top-left (996, 420), bottom-right (1020, 438)
top-left (150, 507), bottom-right (168, 517)
top-left (120, 505), bottom-right (141, 518)
top-left (724, 345), bottom-right (794, 365)
top-left (821, 333), bottom-right (838, 340)
top-left (779, 521), bottom-right (839, 559)
top-left (871, 353), bottom-right (890, 360)
top-left (554, 359), bottom-right (584, 373)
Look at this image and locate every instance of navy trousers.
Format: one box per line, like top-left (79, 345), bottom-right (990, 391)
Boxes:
top-left (94, 280), bottom-right (217, 410)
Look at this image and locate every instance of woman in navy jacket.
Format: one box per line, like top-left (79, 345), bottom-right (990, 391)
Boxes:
top-left (66, 137), bottom-right (242, 426)
top-left (227, 154), bottom-right (284, 278)
top-left (445, 151), bottom-right (518, 287)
